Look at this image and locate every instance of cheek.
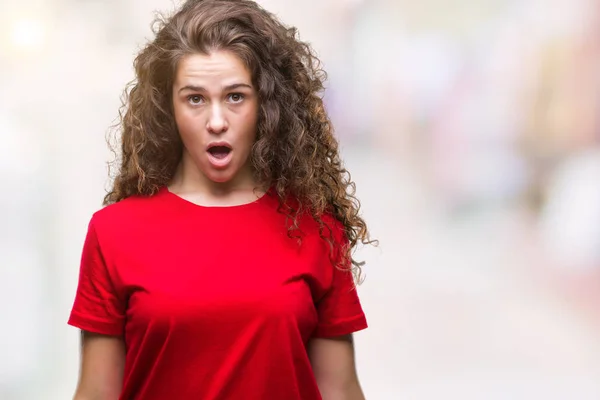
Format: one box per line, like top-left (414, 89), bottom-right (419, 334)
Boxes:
top-left (239, 108), bottom-right (259, 144)
top-left (175, 109), bottom-right (202, 144)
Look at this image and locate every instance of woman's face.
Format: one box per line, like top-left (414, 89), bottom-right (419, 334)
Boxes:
top-left (172, 50), bottom-right (259, 185)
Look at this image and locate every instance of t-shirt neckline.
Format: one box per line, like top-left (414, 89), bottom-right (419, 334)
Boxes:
top-left (159, 186), bottom-right (272, 210)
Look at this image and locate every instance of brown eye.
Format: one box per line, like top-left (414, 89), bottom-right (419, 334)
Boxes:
top-left (227, 93), bottom-right (244, 103)
top-left (188, 95), bottom-right (204, 105)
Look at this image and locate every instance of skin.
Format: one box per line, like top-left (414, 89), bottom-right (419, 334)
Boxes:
top-left (73, 332), bottom-right (125, 400)
top-left (73, 50), bottom-right (365, 400)
top-left (309, 335), bottom-right (366, 400)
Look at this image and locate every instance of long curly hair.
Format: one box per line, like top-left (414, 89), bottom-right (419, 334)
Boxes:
top-left (105, 0), bottom-right (376, 281)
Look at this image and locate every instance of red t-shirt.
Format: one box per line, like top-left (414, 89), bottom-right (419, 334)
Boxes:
top-left (68, 187), bottom-right (367, 400)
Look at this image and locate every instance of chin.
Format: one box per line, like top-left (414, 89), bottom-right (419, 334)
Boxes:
top-left (209, 177), bottom-right (233, 184)
top-left (204, 170), bottom-right (236, 184)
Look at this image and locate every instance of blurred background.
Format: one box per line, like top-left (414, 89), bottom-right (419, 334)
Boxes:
top-left (2, 0), bottom-right (600, 398)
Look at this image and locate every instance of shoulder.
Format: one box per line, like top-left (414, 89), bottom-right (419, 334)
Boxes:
top-left (89, 189), bottom-right (166, 234)
top-left (319, 213), bottom-right (344, 235)
top-left (298, 210), bottom-right (345, 242)
top-left (276, 192), bottom-right (344, 240)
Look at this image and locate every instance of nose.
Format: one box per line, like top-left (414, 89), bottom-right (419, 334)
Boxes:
top-left (207, 103), bottom-right (228, 134)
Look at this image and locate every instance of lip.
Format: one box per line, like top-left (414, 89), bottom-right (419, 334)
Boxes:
top-left (206, 141), bottom-right (233, 169)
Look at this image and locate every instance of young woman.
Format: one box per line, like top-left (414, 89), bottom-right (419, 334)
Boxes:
top-left (69, 1), bottom-right (375, 399)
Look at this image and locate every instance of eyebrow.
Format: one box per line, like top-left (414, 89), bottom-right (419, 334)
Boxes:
top-left (178, 83), bottom-right (253, 93)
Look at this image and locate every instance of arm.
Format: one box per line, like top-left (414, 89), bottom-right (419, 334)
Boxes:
top-left (308, 334), bottom-right (365, 400)
top-left (73, 331), bottom-right (125, 400)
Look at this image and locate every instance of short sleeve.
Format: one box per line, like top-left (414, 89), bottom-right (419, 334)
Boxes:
top-left (312, 222), bottom-right (368, 338)
top-left (67, 217), bottom-right (126, 336)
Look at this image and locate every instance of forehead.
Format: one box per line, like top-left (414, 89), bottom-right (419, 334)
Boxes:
top-left (174, 50), bottom-right (252, 86)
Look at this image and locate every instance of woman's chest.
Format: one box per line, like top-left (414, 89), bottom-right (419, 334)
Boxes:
top-left (115, 233), bottom-right (327, 341)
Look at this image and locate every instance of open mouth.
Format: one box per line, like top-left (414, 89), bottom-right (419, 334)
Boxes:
top-left (207, 145), bottom-right (232, 160)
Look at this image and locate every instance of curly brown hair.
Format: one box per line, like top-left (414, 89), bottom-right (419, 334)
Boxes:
top-left (105, 0), bottom-right (376, 281)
